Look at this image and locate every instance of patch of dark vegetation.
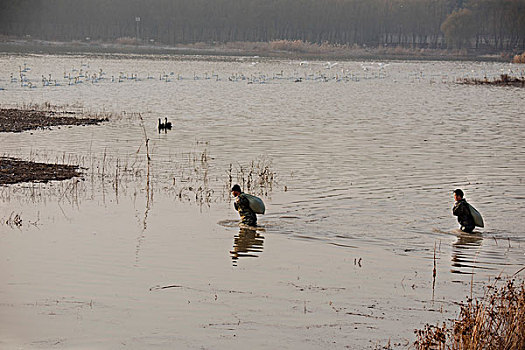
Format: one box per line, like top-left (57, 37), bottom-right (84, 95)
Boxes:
top-left (458, 74), bottom-right (525, 87)
top-left (0, 157), bottom-right (81, 185)
top-left (415, 277), bottom-right (525, 350)
top-left (0, 108), bottom-right (108, 133)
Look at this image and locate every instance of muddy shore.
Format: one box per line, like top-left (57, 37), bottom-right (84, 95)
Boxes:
top-left (0, 108), bottom-right (106, 184)
top-left (0, 108), bottom-right (107, 133)
top-left (0, 157), bottom-right (81, 185)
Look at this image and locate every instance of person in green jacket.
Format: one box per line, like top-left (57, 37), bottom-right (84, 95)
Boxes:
top-left (453, 189), bottom-right (475, 233)
top-left (231, 184), bottom-right (257, 226)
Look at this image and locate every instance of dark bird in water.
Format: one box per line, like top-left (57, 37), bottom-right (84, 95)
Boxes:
top-left (164, 117), bottom-right (172, 129)
top-left (158, 117), bottom-right (172, 132)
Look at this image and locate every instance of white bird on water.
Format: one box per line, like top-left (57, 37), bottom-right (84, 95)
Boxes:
top-left (325, 62), bottom-right (338, 69)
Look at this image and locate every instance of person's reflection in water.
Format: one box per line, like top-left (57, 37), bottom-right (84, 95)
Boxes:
top-left (451, 232), bottom-right (483, 274)
top-left (230, 227), bottom-right (264, 266)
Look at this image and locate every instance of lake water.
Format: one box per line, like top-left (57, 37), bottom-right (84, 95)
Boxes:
top-left (1, 53), bottom-right (524, 349)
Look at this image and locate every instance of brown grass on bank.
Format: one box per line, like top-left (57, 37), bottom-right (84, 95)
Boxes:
top-left (185, 40), bottom-right (345, 55)
top-left (268, 40), bottom-right (337, 54)
top-left (415, 277), bottom-right (525, 350)
top-left (181, 40), bottom-right (472, 59)
top-left (512, 52), bottom-right (525, 63)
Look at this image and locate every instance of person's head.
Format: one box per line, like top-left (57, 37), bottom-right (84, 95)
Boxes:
top-left (453, 189), bottom-right (464, 201)
top-left (231, 184), bottom-right (242, 197)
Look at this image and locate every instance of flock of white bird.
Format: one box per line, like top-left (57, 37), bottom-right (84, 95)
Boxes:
top-left (2, 60), bottom-right (522, 91)
top-left (1, 60), bottom-right (393, 91)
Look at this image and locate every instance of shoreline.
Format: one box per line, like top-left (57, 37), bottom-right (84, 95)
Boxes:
top-left (0, 38), bottom-right (512, 63)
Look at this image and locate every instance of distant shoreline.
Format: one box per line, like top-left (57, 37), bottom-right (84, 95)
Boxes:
top-left (0, 38), bottom-right (512, 63)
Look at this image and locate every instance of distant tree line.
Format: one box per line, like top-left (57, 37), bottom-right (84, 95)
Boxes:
top-left (1, 0), bottom-right (524, 51)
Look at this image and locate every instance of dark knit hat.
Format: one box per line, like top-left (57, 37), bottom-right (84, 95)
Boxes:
top-left (453, 189), bottom-right (464, 198)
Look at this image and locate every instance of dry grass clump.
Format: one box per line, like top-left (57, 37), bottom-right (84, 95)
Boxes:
top-left (512, 52), bottom-right (525, 63)
top-left (269, 40), bottom-right (322, 53)
top-left (415, 277), bottom-right (525, 350)
top-left (268, 40), bottom-right (352, 55)
top-left (226, 156), bottom-right (275, 197)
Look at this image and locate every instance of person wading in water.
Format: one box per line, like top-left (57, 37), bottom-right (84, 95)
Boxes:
top-left (452, 189), bottom-right (475, 233)
top-left (231, 184), bottom-right (257, 227)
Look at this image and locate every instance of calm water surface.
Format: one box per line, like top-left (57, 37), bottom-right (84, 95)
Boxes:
top-left (1, 54), bottom-right (524, 348)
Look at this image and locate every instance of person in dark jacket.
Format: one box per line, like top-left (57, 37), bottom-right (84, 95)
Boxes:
top-left (452, 189), bottom-right (475, 233)
top-left (231, 184), bottom-right (257, 226)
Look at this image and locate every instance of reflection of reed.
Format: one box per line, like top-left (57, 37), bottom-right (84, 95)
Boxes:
top-left (136, 113), bottom-right (152, 264)
top-left (230, 227), bottom-right (264, 266)
top-left (451, 233), bottom-right (483, 275)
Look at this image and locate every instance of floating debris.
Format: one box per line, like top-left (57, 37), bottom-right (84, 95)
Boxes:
top-left (4, 211), bottom-right (23, 227)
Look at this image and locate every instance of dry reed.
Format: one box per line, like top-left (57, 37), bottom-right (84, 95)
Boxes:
top-left (228, 156), bottom-right (275, 197)
top-left (414, 276), bottom-right (525, 350)
top-left (512, 52), bottom-right (525, 64)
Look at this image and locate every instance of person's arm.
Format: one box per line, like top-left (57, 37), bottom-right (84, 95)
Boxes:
top-left (454, 201), bottom-right (469, 218)
top-left (238, 195), bottom-right (251, 211)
